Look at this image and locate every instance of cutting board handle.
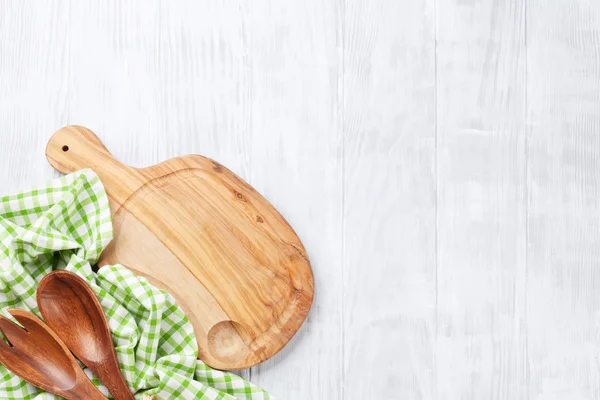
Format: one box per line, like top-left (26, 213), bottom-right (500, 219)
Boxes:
top-left (46, 126), bottom-right (146, 205)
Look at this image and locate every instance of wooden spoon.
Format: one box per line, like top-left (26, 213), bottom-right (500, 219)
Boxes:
top-left (0, 309), bottom-right (106, 400)
top-left (37, 271), bottom-right (135, 400)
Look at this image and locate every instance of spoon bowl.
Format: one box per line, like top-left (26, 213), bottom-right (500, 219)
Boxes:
top-left (37, 271), bottom-right (134, 400)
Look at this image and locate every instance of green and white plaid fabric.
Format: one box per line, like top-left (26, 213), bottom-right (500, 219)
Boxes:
top-left (0, 169), bottom-right (275, 400)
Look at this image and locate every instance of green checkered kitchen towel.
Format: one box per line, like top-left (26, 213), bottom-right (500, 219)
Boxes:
top-left (0, 169), bottom-right (276, 399)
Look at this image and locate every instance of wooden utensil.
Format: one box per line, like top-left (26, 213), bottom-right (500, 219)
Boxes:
top-left (37, 271), bottom-right (134, 400)
top-left (45, 125), bottom-right (314, 370)
top-left (0, 309), bottom-right (106, 400)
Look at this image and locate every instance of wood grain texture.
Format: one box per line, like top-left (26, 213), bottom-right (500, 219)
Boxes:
top-left (343, 0), bottom-right (436, 398)
top-left (527, 2), bottom-right (600, 399)
top-left (436, 1), bottom-right (528, 398)
top-left (46, 125), bottom-right (314, 371)
top-left (1, 0), bottom-right (600, 398)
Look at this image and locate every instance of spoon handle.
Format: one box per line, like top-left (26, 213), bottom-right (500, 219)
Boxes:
top-left (68, 374), bottom-right (108, 400)
top-left (71, 388), bottom-right (108, 400)
top-left (96, 362), bottom-right (135, 400)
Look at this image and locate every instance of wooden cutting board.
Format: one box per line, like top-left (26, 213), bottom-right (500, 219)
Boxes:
top-left (45, 126), bottom-right (314, 370)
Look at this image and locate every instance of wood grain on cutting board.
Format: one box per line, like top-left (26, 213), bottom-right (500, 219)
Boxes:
top-left (46, 126), bottom-right (314, 370)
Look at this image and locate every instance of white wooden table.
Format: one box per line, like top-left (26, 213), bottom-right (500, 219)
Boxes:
top-left (1, 1), bottom-right (599, 399)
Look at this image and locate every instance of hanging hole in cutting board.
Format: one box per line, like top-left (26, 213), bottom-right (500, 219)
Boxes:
top-left (62, 145), bottom-right (69, 152)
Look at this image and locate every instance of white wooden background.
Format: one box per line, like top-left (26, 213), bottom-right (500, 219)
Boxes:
top-left (0, 0), bottom-right (599, 399)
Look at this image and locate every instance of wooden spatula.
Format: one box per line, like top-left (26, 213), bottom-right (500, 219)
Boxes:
top-left (46, 126), bottom-right (314, 369)
top-left (0, 309), bottom-right (106, 400)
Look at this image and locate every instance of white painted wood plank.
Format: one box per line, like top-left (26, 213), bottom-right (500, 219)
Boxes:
top-left (527, 2), bottom-right (600, 399)
top-left (435, 1), bottom-right (528, 398)
top-left (342, 0), bottom-right (436, 398)
top-left (243, 1), bottom-right (343, 399)
top-left (0, 0), bottom-right (69, 190)
top-left (66, 0), bottom-right (255, 175)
